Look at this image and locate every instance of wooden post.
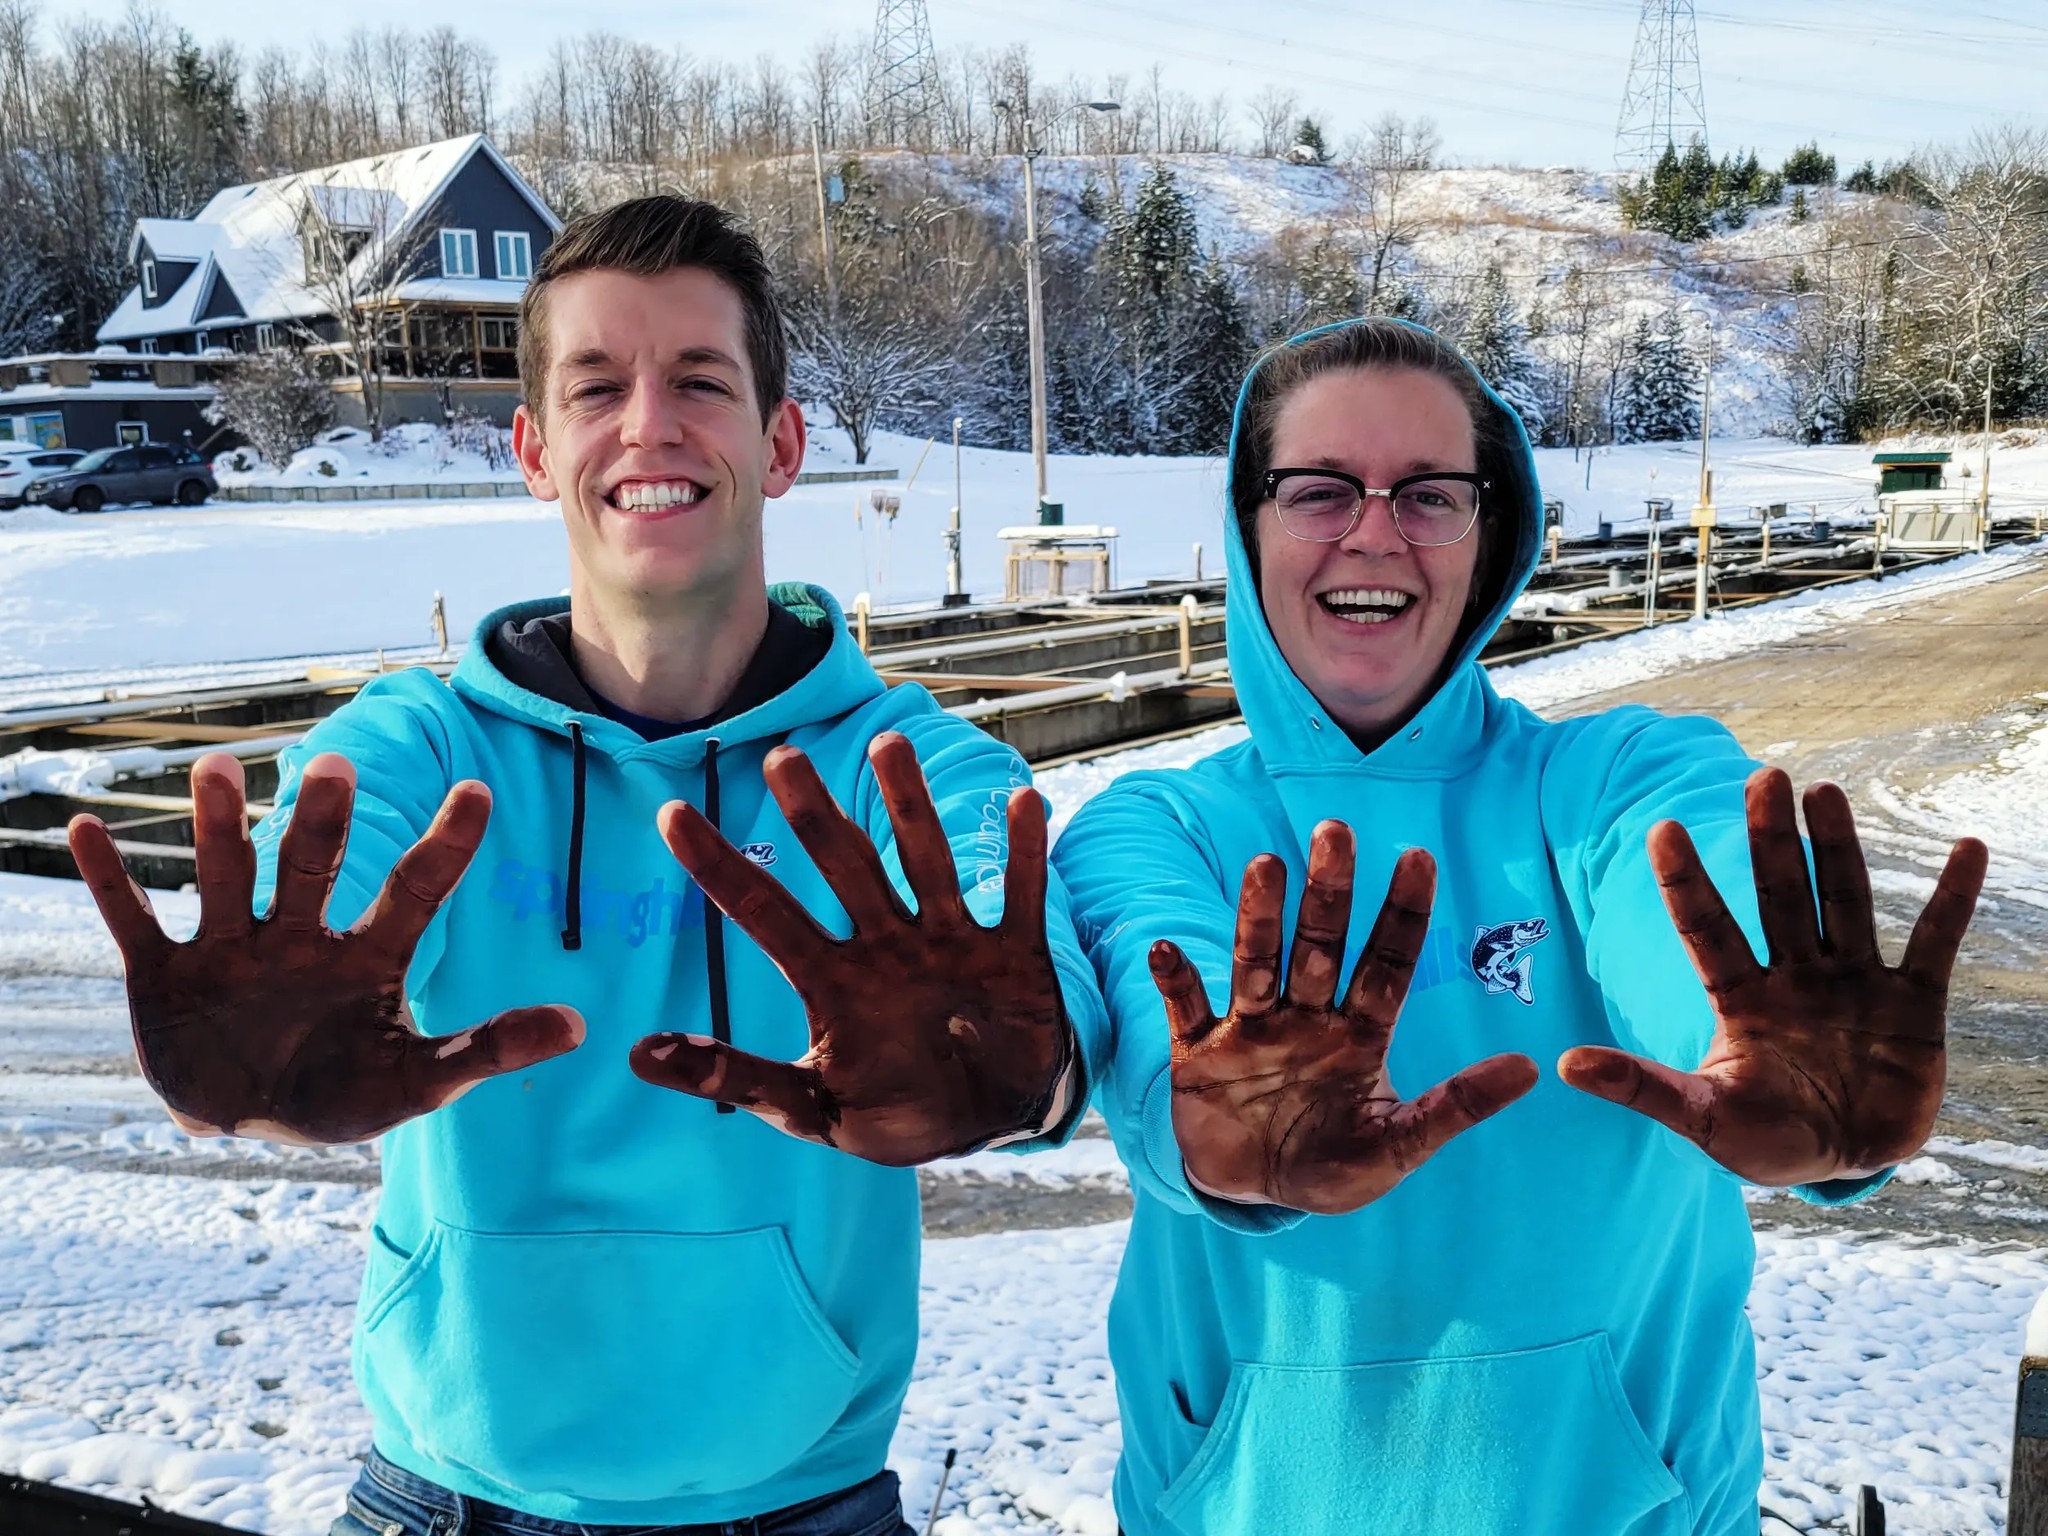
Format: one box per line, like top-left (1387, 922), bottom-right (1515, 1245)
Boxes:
top-left (1177, 593), bottom-right (1197, 676)
top-left (2010, 1292), bottom-right (2048, 1535)
top-left (853, 592), bottom-right (871, 654)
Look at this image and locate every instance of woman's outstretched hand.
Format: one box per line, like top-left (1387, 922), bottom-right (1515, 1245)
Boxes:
top-left (631, 732), bottom-right (1071, 1166)
top-left (67, 751), bottom-right (585, 1145)
top-left (1149, 822), bottom-right (1539, 1216)
top-left (1558, 768), bottom-right (1987, 1185)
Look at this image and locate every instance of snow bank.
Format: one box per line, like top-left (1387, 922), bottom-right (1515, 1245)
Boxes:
top-left (213, 423), bottom-right (517, 489)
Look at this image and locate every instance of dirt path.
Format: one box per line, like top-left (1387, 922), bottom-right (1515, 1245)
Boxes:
top-left (1555, 554), bottom-right (2048, 1243)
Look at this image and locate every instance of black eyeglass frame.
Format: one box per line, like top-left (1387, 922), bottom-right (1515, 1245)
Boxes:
top-left (1260, 467), bottom-right (1491, 547)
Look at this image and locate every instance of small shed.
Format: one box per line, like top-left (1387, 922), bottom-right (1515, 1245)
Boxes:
top-left (1872, 451), bottom-right (1950, 495)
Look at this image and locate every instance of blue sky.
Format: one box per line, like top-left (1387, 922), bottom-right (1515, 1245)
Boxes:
top-left (65, 0), bottom-right (2048, 168)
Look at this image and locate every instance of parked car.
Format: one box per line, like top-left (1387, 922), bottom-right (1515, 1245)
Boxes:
top-left (0, 447), bottom-right (83, 509)
top-left (25, 444), bottom-right (216, 513)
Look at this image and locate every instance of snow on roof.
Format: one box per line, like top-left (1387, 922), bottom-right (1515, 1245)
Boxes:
top-left (130, 218), bottom-right (222, 265)
top-left (97, 135), bottom-right (559, 346)
top-left (395, 277), bottom-right (529, 307)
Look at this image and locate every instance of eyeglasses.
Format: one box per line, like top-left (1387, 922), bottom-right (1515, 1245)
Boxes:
top-left (1261, 468), bottom-right (1488, 547)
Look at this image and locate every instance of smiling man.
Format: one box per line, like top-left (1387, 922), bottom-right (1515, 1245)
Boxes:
top-left (67, 196), bottom-right (1104, 1536)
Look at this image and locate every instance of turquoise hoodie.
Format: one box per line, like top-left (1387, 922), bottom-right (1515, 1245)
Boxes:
top-left (250, 584), bottom-right (1106, 1526)
top-left (1053, 321), bottom-right (1881, 1536)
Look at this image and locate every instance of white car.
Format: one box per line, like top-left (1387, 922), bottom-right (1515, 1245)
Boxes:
top-left (0, 446), bottom-right (84, 509)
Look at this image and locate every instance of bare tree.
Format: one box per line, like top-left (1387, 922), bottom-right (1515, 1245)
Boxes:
top-left (1345, 111), bottom-right (1441, 310)
top-left (1249, 84), bottom-right (1298, 159)
top-left (290, 167), bottom-right (444, 441)
top-left (205, 347), bottom-right (334, 468)
top-left (1890, 126), bottom-right (2048, 427)
top-left (789, 296), bottom-right (949, 463)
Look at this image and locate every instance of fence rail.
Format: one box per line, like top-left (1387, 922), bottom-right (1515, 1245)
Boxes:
top-left (211, 466), bottom-right (900, 504)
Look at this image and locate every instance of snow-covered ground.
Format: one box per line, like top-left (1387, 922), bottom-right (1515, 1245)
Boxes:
top-left (9, 424), bottom-right (2048, 710)
top-left (0, 1164), bottom-right (2042, 1536)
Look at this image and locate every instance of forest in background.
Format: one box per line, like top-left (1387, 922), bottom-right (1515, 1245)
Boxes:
top-left (0, 2), bottom-right (2043, 457)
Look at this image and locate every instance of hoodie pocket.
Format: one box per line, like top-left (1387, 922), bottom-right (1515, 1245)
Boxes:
top-left (359, 1223), bottom-right (860, 1504)
top-left (1156, 1334), bottom-right (1686, 1536)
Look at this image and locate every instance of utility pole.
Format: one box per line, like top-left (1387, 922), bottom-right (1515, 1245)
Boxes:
top-left (1692, 316), bottom-right (1716, 620)
top-left (809, 120), bottom-right (839, 319)
top-left (994, 99), bottom-right (1120, 523)
top-left (1980, 358), bottom-right (1995, 528)
top-left (944, 415), bottom-right (967, 606)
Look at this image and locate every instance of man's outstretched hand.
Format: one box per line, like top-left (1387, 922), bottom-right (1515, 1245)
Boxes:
top-left (1150, 823), bottom-right (1539, 1216)
top-left (630, 732), bottom-right (1071, 1166)
top-left (1559, 768), bottom-right (1987, 1185)
top-left (68, 751), bottom-right (584, 1145)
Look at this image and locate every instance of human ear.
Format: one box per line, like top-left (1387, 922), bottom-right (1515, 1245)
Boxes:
top-left (512, 404), bottom-right (558, 503)
top-left (762, 397), bottom-right (807, 500)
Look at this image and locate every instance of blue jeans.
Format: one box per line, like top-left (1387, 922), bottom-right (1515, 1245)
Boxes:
top-left (329, 1448), bottom-right (917, 1536)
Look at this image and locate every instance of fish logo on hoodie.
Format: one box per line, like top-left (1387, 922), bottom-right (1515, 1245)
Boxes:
top-left (1471, 918), bottom-right (1550, 1005)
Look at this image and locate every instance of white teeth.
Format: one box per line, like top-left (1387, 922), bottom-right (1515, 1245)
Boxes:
top-left (613, 480), bottom-right (704, 510)
top-left (1321, 588), bottom-right (1414, 608)
top-left (1319, 588), bottom-right (1415, 626)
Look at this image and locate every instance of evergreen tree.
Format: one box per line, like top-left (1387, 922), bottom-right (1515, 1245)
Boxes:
top-left (1614, 312), bottom-right (1701, 442)
top-left (1782, 142), bottom-right (1837, 186)
top-left (1176, 254), bottom-right (1254, 452)
top-left (1374, 280), bottom-right (1431, 325)
top-left (1454, 262), bottom-right (1545, 441)
top-left (1295, 230), bottom-right (1361, 329)
top-left (1844, 160), bottom-right (1878, 194)
top-left (1790, 188), bottom-right (1810, 224)
top-left (1619, 138), bottom-right (1782, 238)
top-left (1292, 116), bottom-right (1331, 164)
top-left (1100, 161), bottom-right (1207, 452)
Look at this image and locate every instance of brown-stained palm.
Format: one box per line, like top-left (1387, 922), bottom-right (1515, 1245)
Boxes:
top-left (630, 731), bottom-right (1069, 1166)
top-left (1149, 822), bottom-right (1540, 1216)
top-left (1558, 768), bottom-right (1988, 1185)
top-left (66, 751), bottom-right (585, 1146)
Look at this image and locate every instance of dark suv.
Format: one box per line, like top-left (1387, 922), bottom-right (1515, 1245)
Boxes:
top-left (27, 443), bottom-right (216, 513)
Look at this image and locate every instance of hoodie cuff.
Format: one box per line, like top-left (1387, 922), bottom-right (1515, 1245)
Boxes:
top-left (1792, 1168), bottom-right (1894, 1207)
top-left (1140, 1065), bottom-right (1305, 1236)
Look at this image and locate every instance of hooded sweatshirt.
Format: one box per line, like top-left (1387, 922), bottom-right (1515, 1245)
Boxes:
top-left (250, 583), bottom-right (1107, 1527)
top-left (1051, 320), bottom-right (1882, 1536)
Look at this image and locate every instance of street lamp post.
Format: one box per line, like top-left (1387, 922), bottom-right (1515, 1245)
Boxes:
top-left (994, 98), bottom-right (1119, 522)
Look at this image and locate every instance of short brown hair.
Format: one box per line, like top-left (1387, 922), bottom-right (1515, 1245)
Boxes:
top-left (1227, 318), bottom-right (1523, 619)
top-left (517, 195), bottom-right (788, 428)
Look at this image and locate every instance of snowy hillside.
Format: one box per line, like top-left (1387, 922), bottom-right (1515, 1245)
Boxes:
top-left (829, 151), bottom-right (1857, 440)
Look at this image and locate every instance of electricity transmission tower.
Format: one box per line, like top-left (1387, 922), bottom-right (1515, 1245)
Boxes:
top-left (869, 0), bottom-right (938, 148)
top-left (1614, 0), bottom-right (1708, 172)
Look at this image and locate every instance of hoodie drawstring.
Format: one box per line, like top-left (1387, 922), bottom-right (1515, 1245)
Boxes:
top-left (560, 720), bottom-right (587, 951)
top-left (702, 737), bottom-right (735, 1115)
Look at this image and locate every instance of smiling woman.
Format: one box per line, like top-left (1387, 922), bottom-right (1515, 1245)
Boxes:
top-left (1052, 315), bottom-right (1988, 1536)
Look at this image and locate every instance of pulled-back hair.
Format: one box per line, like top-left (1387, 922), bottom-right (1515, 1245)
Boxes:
top-left (1227, 318), bottom-right (1523, 617)
top-left (517, 195), bottom-right (788, 427)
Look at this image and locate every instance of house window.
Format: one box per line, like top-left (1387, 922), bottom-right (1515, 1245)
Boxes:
top-left (494, 231), bottom-right (532, 281)
top-left (479, 316), bottom-right (517, 351)
top-left (194, 330), bottom-right (210, 352)
top-left (140, 338), bottom-right (159, 355)
top-left (141, 259), bottom-right (158, 300)
top-left (440, 228), bottom-right (479, 279)
top-left (255, 323), bottom-right (275, 351)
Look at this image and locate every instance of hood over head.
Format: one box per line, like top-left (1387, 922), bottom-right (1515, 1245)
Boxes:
top-left (1220, 316), bottom-right (1544, 773)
